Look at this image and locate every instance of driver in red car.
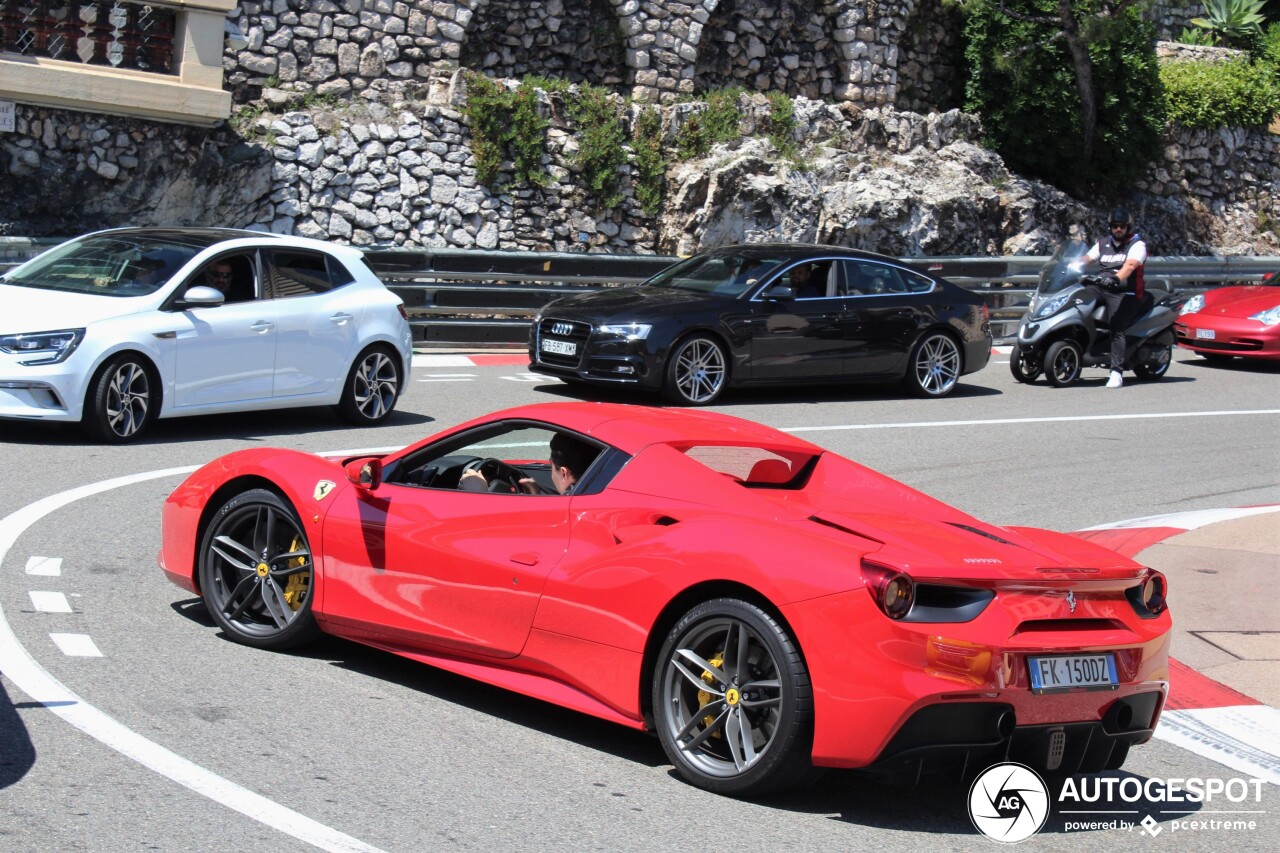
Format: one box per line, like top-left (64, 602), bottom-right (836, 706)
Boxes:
top-left (459, 432), bottom-right (595, 494)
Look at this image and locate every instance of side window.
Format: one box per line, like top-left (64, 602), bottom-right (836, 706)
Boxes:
top-left (267, 249), bottom-right (336, 298)
top-left (186, 254), bottom-right (257, 304)
top-left (904, 269), bottom-right (936, 294)
top-left (841, 261), bottom-right (927, 296)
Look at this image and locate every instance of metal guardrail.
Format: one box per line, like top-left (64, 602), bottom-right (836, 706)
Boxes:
top-left (4, 241), bottom-right (1276, 346)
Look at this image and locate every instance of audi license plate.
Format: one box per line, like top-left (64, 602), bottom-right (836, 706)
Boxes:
top-left (1195, 328), bottom-right (1216, 340)
top-left (1028, 654), bottom-right (1118, 693)
top-left (541, 338), bottom-right (577, 356)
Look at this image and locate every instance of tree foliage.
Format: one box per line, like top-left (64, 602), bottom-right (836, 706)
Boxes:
top-left (961, 0), bottom-right (1165, 195)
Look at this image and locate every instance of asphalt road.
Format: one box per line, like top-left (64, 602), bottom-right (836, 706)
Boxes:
top-left (1, 349), bottom-right (1278, 853)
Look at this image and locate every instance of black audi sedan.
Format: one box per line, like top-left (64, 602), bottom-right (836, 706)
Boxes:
top-left (528, 243), bottom-right (992, 404)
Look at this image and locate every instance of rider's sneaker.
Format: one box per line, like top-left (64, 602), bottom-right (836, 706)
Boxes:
top-left (1106, 371), bottom-right (1124, 388)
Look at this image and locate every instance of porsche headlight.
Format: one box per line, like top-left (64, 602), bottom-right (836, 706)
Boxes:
top-left (597, 323), bottom-right (652, 340)
top-left (0, 328), bottom-right (86, 365)
top-left (1249, 304), bottom-right (1280, 326)
top-left (1031, 292), bottom-right (1071, 320)
top-left (1180, 294), bottom-right (1204, 315)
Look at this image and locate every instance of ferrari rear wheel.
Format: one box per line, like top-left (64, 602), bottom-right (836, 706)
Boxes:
top-left (654, 598), bottom-right (817, 796)
top-left (198, 489), bottom-right (320, 650)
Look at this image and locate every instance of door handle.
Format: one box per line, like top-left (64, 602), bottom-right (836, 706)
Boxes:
top-left (509, 552), bottom-right (540, 566)
top-left (330, 313), bottom-right (353, 325)
top-left (250, 321), bottom-right (274, 333)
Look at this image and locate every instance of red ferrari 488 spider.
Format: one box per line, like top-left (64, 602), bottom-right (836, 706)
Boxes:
top-left (159, 402), bottom-right (1170, 796)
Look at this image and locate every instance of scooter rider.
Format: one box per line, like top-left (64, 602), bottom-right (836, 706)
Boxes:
top-left (1084, 207), bottom-right (1147, 388)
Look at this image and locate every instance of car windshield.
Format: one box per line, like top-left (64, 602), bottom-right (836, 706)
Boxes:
top-left (0, 234), bottom-right (207, 297)
top-left (645, 248), bottom-right (791, 297)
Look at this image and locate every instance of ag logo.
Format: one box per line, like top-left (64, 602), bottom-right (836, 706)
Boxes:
top-left (313, 480), bottom-right (336, 501)
top-left (968, 762), bottom-right (1050, 843)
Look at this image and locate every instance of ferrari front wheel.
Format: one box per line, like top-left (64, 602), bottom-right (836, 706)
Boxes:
top-left (198, 489), bottom-right (320, 650)
top-left (653, 598), bottom-right (817, 796)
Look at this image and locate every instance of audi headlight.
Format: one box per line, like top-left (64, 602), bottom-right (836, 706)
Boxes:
top-left (597, 323), bottom-right (652, 340)
top-left (1179, 294), bottom-right (1204, 315)
top-left (1249, 304), bottom-right (1280, 326)
top-left (1031, 293), bottom-right (1070, 320)
top-left (0, 328), bottom-right (86, 365)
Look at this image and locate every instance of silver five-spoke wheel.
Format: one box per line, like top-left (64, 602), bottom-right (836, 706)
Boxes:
top-left (654, 599), bottom-right (816, 796)
top-left (338, 347), bottom-right (401, 424)
top-left (198, 489), bottom-right (320, 650)
top-left (84, 355), bottom-right (154, 442)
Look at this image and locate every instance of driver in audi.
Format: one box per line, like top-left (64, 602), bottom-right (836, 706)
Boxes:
top-left (459, 432), bottom-right (596, 495)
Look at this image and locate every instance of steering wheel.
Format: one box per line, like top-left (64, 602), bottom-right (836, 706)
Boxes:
top-left (461, 457), bottom-right (528, 493)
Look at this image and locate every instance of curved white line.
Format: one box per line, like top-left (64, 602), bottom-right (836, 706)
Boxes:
top-left (782, 409), bottom-right (1280, 433)
top-left (1080, 504), bottom-right (1280, 531)
top-left (0, 465), bottom-right (389, 853)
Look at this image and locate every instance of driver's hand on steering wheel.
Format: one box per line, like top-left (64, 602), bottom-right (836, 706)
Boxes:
top-left (518, 477), bottom-right (540, 494)
top-left (460, 469), bottom-right (488, 488)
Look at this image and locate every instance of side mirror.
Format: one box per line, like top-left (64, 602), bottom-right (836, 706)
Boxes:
top-left (345, 457), bottom-right (383, 491)
top-left (181, 285), bottom-right (225, 307)
top-left (764, 283), bottom-right (795, 301)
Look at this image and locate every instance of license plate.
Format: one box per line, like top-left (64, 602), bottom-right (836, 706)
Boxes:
top-left (1195, 328), bottom-right (1216, 340)
top-left (1027, 654), bottom-right (1118, 693)
top-left (540, 338), bottom-right (576, 356)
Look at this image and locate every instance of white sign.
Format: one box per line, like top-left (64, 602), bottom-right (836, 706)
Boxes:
top-left (0, 100), bottom-right (15, 133)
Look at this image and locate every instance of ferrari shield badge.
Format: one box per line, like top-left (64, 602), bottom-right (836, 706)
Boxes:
top-left (314, 480), bottom-right (336, 501)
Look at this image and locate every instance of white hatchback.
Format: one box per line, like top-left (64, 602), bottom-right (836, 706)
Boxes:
top-left (0, 227), bottom-right (413, 442)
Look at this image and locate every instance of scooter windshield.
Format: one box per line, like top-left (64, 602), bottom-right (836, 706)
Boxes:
top-left (1036, 239), bottom-right (1091, 295)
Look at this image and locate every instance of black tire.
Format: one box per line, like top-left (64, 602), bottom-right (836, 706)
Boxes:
top-left (1009, 343), bottom-right (1040, 383)
top-left (1133, 344), bottom-right (1172, 380)
top-left (197, 489), bottom-right (321, 650)
top-left (82, 354), bottom-right (156, 442)
top-left (337, 346), bottom-right (401, 425)
top-left (904, 332), bottom-right (962, 398)
top-left (1044, 339), bottom-right (1082, 387)
top-left (662, 335), bottom-right (728, 405)
top-left (653, 598), bottom-right (819, 796)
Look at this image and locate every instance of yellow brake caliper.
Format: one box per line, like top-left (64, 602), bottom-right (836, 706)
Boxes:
top-left (696, 652), bottom-right (725, 738)
top-left (281, 536), bottom-right (310, 611)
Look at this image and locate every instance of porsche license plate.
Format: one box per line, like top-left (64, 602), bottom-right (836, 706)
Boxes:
top-left (541, 338), bottom-right (577, 356)
top-left (1195, 328), bottom-right (1216, 340)
top-left (1028, 654), bottom-right (1118, 693)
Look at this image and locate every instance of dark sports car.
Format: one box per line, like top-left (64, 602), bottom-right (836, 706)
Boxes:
top-left (528, 244), bottom-right (992, 405)
top-left (160, 402), bottom-right (1169, 797)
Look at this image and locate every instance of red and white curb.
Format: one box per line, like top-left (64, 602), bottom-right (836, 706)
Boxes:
top-left (413, 353), bottom-right (528, 367)
top-left (1074, 505), bottom-right (1280, 785)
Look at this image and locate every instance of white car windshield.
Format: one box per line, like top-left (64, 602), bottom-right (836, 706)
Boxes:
top-left (1, 234), bottom-right (209, 297)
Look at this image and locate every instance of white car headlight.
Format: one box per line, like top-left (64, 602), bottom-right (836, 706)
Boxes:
top-left (0, 328), bottom-right (86, 365)
top-left (597, 323), bottom-right (652, 340)
top-left (1180, 294), bottom-right (1204, 316)
top-left (1250, 304), bottom-right (1280, 326)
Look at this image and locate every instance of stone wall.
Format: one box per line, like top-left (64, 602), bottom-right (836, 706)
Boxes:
top-left (1147, 1), bottom-right (1205, 41)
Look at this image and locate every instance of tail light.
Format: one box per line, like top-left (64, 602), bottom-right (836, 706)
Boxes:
top-left (1125, 570), bottom-right (1168, 618)
top-left (397, 304), bottom-right (409, 320)
top-left (861, 560), bottom-right (915, 620)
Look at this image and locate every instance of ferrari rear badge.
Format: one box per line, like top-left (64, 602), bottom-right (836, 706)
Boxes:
top-left (1066, 591), bottom-right (1077, 614)
top-left (314, 480), bottom-right (335, 501)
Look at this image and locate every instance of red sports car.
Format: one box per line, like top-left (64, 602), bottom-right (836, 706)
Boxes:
top-left (1175, 275), bottom-right (1280, 361)
top-left (159, 402), bottom-right (1170, 796)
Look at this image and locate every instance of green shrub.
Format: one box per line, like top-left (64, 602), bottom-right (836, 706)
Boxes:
top-left (632, 107), bottom-right (668, 217)
top-left (963, 2), bottom-right (1164, 193)
top-left (1161, 58), bottom-right (1280, 128)
top-left (1189, 0), bottom-right (1266, 49)
top-left (675, 86), bottom-right (745, 159)
top-left (463, 73), bottom-right (551, 189)
top-left (567, 84), bottom-right (628, 210)
top-left (764, 91), bottom-right (798, 158)
top-left (463, 73), bottom-right (512, 187)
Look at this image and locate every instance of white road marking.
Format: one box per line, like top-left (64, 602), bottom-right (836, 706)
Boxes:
top-left (1080, 504), bottom-right (1280, 531)
top-left (25, 555), bottom-right (61, 576)
top-left (411, 355), bottom-right (476, 367)
top-left (501, 373), bottom-right (558, 382)
top-left (782, 409), bottom-right (1280, 433)
top-left (50, 632), bottom-right (102, 657)
top-left (29, 590), bottom-right (72, 613)
top-left (1156, 707), bottom-right (1280, 786)
top-left (0, 465), bottom-right (389, 853)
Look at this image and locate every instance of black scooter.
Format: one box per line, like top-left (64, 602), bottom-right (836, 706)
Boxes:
top-left (1010, 241), bottom-right (1183, 386)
